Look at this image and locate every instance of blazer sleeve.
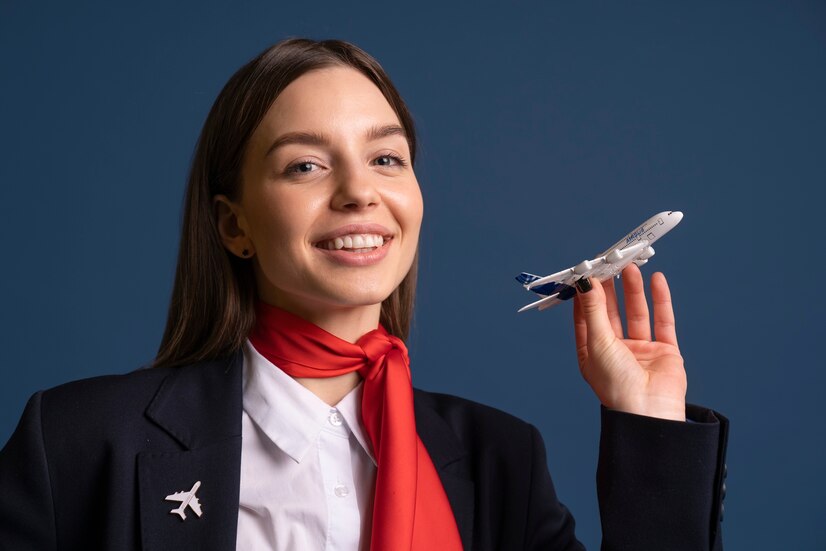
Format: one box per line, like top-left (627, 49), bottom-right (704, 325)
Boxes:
top-left (0, 392), bottom-right (57, 549)
top-left (596, 404), bottom-right (728, 551)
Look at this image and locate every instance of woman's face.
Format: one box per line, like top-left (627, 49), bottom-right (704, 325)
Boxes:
top-left (218, 66), bottom-right (423, 321)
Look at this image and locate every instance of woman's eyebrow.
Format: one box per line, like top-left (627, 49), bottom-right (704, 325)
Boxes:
top-left (265, 124), bottom-right (407, 158)
top-left (365, 124), bottom-right (407, 142)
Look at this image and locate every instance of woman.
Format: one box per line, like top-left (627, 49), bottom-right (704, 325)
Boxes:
top-left (0, 39), bottom-right (727, 550)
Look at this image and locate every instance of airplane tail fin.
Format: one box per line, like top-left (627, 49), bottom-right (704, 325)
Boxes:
top-left (515, 272), bottom-right (542, 286)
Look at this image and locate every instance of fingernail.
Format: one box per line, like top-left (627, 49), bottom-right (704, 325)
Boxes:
top-left (575, 277), bottom-right (592, 293)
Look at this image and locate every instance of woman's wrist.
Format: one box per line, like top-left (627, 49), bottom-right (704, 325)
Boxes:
top-left (609, 395), bottom-right (687, 422)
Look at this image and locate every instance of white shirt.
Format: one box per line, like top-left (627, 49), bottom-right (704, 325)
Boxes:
top-left (237, 339), bottom-right (377, 551)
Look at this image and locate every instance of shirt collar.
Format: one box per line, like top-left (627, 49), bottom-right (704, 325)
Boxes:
top-left (242, 339), bottom-right (376, 466)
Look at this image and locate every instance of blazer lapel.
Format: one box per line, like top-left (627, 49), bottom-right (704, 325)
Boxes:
top-left (138, 351), bottom-right (244, 551)
top-left (134, 354), bottom-right (476, 550)
top-left (414, 390), bottom-right (476, 551)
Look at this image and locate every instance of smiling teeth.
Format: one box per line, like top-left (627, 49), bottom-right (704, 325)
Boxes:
top-left (321, 234), bottom-right (386, 251)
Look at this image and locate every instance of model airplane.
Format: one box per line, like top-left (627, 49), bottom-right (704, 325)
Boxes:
top-left (165, 480), bottom-right (203, 521)
top-left (516, 211), bottom-right (683, 312)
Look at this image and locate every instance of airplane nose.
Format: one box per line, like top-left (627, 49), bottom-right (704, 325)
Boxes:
top-left (670, 211), bottom-right (684, 223)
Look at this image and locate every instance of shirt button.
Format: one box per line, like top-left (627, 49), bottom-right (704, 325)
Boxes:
top-left (328, 410), bottom-right (343, 427)
top-left (334, 483), bottom-right (349, 498)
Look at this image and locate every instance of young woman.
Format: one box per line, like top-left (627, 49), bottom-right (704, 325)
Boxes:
top-left (0, 39), bottom-right (728, 550)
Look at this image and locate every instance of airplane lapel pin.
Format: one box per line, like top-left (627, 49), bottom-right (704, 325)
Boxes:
top-left (165, 480), bottom-right (203, 521)
top-left (516, 211), bottom-right (683, 312)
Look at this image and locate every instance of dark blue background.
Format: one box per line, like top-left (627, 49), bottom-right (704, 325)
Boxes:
top-left (2, 1), bottom-right (824, 548)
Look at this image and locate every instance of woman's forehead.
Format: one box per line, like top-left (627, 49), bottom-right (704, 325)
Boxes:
top-left (259, 66), bottom-right (401, 138)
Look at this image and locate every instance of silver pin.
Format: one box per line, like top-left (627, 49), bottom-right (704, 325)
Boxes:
top-left (165, 480), bottom-right (203, 520)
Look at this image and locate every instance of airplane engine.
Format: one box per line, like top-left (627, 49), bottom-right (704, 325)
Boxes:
top-left (633, 258), bottom-right (649, 267)
top-left (639, 246), bottom-right (655, 260)
top-left (606, 248), bottom-right (624, 264)
top-left (574, 260), bottom-right (593, 275)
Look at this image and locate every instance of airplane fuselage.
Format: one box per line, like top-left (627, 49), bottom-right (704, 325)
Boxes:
top-left (516, 211), bottom-right (683, 312)
top-left (599, 211), bottom-right (683, 257)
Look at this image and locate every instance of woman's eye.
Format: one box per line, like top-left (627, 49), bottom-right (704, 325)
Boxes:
top-left (286, 161), bottom-right (319, 175)
top-left (373, 155), bottom-right (407, 167)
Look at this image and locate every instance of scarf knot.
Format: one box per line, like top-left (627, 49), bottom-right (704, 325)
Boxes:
top-left (357, 329), bottom-right (410, 381)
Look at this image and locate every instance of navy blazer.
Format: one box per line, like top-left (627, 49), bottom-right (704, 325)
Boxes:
top-left (0, 350), bottom-right (728, 550)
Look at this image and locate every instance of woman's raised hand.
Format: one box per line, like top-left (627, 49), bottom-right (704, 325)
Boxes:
top-left (573, 264), bottom-right (687, 421)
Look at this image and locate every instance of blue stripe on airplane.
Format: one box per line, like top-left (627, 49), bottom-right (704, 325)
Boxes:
top-left (526, 282), bottom-right (577, 300)
top-left (557, 285), bottom-right (576, 300)
top-left (515, 273), bottom-right (575, 301)
top-left (529, 282), bottom-right (562, 295)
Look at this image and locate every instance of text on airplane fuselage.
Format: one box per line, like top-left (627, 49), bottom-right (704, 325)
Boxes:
top-left (625, 227), bottom-right (646, 244)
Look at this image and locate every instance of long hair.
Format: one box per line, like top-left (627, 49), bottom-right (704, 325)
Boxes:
top-left (152, 39), bottom-right (419, 369)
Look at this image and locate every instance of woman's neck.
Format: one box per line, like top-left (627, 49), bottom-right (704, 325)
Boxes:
top-left (257, 298), bottom-right (380, 406)
top-left (282, 302), bottom-right (381, 343)
top-left (294, 371), bottom-right (363, 407)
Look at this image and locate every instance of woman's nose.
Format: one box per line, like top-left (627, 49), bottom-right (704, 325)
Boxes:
top-left (330, 164), bottom-right (380, 211)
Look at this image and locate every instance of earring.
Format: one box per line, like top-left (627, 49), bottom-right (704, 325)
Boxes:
top-left (242, 249), bottom-right (250, 257)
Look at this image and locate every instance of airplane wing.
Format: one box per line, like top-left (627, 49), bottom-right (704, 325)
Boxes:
top-left (524, 268), bottom-right (575, 290)
top-left (165, 491), bottom-right (187, 503)
top-left (517, 293), bottom-right (562, 313)
top-left (189, 498), bottom-right (203, 517)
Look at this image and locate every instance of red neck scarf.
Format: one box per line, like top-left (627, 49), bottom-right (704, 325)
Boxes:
top-left (248, 301), bottom-right (463, 551)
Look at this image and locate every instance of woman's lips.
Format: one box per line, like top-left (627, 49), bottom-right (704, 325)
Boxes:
top-left (312, 223), bottom-right (395, 266)
top-left (314, 223), bottom-right (393, 244)
top-left (317, 233), bottom-right (386, 251)
top-left (314, 235), bottom-right (393, 266)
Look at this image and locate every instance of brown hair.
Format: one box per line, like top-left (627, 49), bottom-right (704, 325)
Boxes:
top-left (152, 38), bottom-right (419, 369)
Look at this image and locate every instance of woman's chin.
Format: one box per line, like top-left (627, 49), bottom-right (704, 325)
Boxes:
top-left (308, 273), bottom-right (401, 308)
top-left (273, 287), bottom-right (392, 315)
top-left (325, 289), bottom-right (393, 310)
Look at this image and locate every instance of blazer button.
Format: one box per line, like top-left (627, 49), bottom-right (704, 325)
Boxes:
top-left (723, 463), bottom-right (728, 479)
top-left (721, 482), bottom-right (727, 500)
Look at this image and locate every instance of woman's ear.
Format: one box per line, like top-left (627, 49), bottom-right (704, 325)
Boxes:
top-left (213, 194), bottom-right (255, 258)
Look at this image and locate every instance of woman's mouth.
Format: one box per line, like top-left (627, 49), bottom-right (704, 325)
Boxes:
top-left (313, 232), bottom-right (394, 267)
top-left (316, 233), bottom-right (391, 252)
